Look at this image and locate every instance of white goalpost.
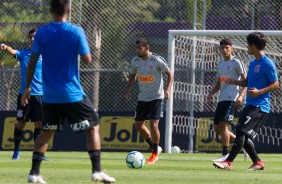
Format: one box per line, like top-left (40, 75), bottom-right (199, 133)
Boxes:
top-left (165, 30), bottom-right (282, 153)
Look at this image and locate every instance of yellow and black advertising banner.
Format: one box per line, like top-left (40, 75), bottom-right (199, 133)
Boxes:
top-left (1, 117), bottom-right (54, 150)
top-left (195, 117), bottom-right (238, 152)
top-left (100, 116), bottom-right (149, 150)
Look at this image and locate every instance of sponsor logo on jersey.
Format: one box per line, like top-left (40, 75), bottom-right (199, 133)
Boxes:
top-left (254, 64), bottom-right (261, 73)
top-left (139, 75), bottom-right (155, 83)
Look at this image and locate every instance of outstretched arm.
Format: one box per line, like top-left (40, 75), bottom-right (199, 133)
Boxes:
top-left (1, 44), bottom-right (17, 56)
top-left (224, 77), bottom-right (248, 87)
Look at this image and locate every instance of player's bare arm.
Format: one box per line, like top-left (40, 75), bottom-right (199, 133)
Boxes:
top-left (125, 73), bottom-right (137, 101)
top-left (21, 53), bottom-right (39, 106)
top-left (248, 80), bottom-right (279, 98)
top-left (207, 79), bottom-right (220, 102)
top-left (225, 77), bottom-right (248, 87)
top-left (165, 69), bottom-right (173, 100)
top-left (81, 53), bottom-right (91, 64)
top-left (235, 73), bottom-right (247, 105)
top-left (1, 44), bottom-right (17, 56)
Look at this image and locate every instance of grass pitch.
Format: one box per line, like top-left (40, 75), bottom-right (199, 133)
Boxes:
top-left (0, 151), bottom-right (281, 184)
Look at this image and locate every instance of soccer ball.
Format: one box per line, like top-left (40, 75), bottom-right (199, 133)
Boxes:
top-left (126, 151), bottom-right (145, 169)
top-left (171, 146), bottom-right (181, 153)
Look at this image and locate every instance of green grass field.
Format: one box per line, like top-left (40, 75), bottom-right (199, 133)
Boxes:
top-left (0, 151), bottom-right (281, 184)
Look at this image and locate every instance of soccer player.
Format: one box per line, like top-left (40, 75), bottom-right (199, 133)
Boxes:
top-left (21, 0), bottom-right (115, 183)
top-left (207, 39), bottom-right (247, 162)
top-left (125, 38), bottom-right (173, 164)
top-left (213, 32), bottom-right (279, 170)
top-left (0, 29), bottom-right (46, 161)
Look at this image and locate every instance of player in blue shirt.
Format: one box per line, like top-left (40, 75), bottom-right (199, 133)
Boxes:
top-left (1, 29), bottom-right (45, 161)
top-left (21, 0), bottom-right (115, 183)
top-left (213, 32), bottom-right (279, 171)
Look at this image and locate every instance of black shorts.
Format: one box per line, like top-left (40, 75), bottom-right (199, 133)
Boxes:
top-left (135, 99), bottom-right (163, 121)
top-left (42, 97), bottom-right (100, 132)
top-left (213, 101), bottom-right (236, 125)
top-left (236, 105), bottom-right (268, 141)
top-left (16, 94), bottom-right (42, 122)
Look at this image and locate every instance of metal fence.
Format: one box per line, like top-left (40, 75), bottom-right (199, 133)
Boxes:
top-left (0, 0), bottom-right (281, 113)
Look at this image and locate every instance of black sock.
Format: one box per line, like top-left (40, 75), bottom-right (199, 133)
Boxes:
top-left (14, 127), bottom-right (23, 151)
top-left (33, 128), bottom-right (41, 142)
top-left (152, 143), bottom-right (159, 154)
top-left (243, 137), bottom-right (260, 163)
top-left (226, 129), bottom-right (245, 162)
top-left (30, 152), bottom-right (44, 175)
top-left (145, 138), bottom-right (153, 149)
top-left (88, 150), bottom-right (101, 173)
top-left (222, 146), bottom-right (229, 155)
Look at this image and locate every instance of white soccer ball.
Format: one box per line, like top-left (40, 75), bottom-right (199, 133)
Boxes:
top-left (171, 146), bottom-right (181, 153)
top-left (126, 151), bottom-right (145, 169)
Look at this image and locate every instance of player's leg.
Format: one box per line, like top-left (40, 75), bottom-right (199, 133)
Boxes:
top-left (146, 99), bottom-right (163, 164)
top-left (212, 101), bottom-right (235, 161)
top-left (134, 101), bottom-right (153, 149)
top-left (243, 111), bottom-right (268, 170)
top-left (213, 106), bottom-right (266, 170)
top-left (28, 103), bottom-right (58, 183)
top-left (12, 94), bottom-right (28, 160)
top-left (67, 97), bottom-right (115, 183)
top-left (30, 95), bottom-right (48, 161)
top-left (28, 130), bottom-right (53, 184)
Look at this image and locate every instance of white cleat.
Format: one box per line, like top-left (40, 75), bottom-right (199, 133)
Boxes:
top-left (91, 171), bottom-right (116, 183)
top-left (27, 175), bottom-right (47, 184)
top-left (212, 154), bottom-right (229, 162)
top-left (157, 146), bottom-right (163, 155)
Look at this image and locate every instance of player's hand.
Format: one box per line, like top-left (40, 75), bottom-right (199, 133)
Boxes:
top-left (247, 87), bottom-right (260, 98)
top-left (124, 91), bottom-right (132, 101)
top-left (224, 77), bottom-right (235, 85)
top-left (235, 95), bottom-right (244, 106)
top-left (165, 89), bottom-right (170, 100)
top-left (207, 93), bottom-right (213, 102)
top-left (21, 88), bottom-right (31, 106)
top-left (1, 44), bottom-right (7, 50)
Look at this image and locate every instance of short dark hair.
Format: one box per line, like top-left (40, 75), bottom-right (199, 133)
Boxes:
top-left (136, 38), bottom-right (150, 47)
top-left (220, 38), bottom-right (232, 46)
top-left (28, 28), bottom-right (36, 36)
top-left (50, 0), bottom-right (70, 16)
top-left (247, 32), bottom-right (266, 50)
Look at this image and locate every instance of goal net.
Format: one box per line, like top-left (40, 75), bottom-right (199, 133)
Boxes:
top-left (165, 30), bottom-right (282, 153)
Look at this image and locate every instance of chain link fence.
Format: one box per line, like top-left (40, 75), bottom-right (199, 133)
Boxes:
top-left (1, 0), bottom-right (281, 112)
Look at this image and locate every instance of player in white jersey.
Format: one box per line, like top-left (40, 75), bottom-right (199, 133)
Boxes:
top-left (207, 39), bottom-right (247, 162)
top-left (125, 38), bottom-right (173, 164)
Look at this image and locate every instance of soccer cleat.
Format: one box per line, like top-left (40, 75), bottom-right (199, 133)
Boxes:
top-left (212, 154), bottom-right (229, 162)
top-left (247, 160), bottom-right (264, 171)
top-left (12, 150), bottom-right (20, 160)
top-left (242, 148), bottom-right (249, 162)
top-left (146, 153), bottom-right (158, 164)
top-left (91, 171), bottom-right (116, 183)
top-left (42, 156), bottom-right (48, 161)
top-left (27, 175), bottom-right (47, 184)
top-left (157, 146), bottom-right (163, 155)
top-left (213, 161), bottom-right (232, 170)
